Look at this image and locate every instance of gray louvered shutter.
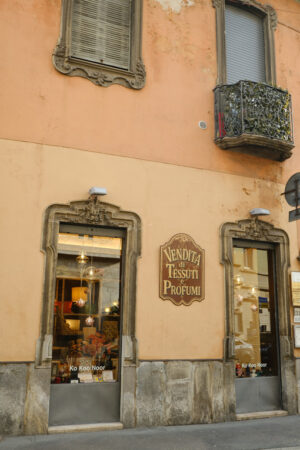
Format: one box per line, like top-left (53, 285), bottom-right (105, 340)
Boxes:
top-left (225, 4), bottom-right (266, 84)
top-left (71, 0), bottom-right (131, 70)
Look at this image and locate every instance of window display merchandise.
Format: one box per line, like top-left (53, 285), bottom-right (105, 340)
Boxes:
top-left (233, 246), bottom-right (279, 379)
top-left (51, 230), bottom-right (122, 385)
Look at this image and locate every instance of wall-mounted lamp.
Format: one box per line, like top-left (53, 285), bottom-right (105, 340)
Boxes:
top-left (89, 187), bottom-right (107, 196)
top-left (250, 208), bottom-right (270, 217)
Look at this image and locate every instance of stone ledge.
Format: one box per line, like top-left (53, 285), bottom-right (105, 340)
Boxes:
top-left (236, 410), bottom-right (288, 421)
top-left (48, 422), bottom-right (123, 434)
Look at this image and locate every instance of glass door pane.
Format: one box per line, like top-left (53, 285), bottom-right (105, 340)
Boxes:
top-left (233, 246), bottom-right (278, 378)
top-left (51, 230), bottom-right (122, 385)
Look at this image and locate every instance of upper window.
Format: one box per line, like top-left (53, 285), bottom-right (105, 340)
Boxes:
top-left (53, 0), bottom-right (146, 89)
top-left (225, 4), bottom-right (265, 83)
top-left (213, 0), bottom-right (277, 85)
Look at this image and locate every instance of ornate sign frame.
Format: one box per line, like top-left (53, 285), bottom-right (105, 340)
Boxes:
top-left (159, 233), bottom-right (205, 306)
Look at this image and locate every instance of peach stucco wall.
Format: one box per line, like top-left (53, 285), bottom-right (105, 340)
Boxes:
top-left (0, 139), bottom-right (299, 361)
top-left (0, 0), bottom-right (299, 361)
top-left (0, 0), bottom-right (298, 185)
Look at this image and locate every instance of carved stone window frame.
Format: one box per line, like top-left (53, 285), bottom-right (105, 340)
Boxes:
top-left (36, 196), bottom-right (141, 427)
top-left (220, 218), bottom-right (298, 414)
top-left (53, 0), bottom-right (146, 90)
top-left (212, 0), bottom-right (277, 85)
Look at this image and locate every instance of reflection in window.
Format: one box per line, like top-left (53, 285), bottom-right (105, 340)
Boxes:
top-left (233, 246), bottom-right (278, 378)
top-left (51, 231), bottom-right (122, 384)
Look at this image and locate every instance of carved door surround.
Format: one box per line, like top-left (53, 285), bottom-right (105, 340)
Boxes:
top-left (36, 195), bottom-right (141, 427)
top-left (220, 218), bottom-right (298, 415)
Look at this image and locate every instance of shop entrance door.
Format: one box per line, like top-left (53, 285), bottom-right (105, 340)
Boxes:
top-left (49, 224), bottom-right (125, 426)
top-left (233, 241), bottom-right (281, 414)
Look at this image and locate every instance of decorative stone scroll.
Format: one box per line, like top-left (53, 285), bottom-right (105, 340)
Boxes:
top-left (159, 234), bottom-right (205, 306)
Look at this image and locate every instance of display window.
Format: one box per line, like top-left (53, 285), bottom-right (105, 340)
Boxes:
top-left (233, 246), bottom-right (279, 378)
top-left (51, 227), bottom-right (123, 385)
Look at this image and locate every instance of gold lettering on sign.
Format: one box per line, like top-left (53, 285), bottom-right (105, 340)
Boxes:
top-left (159, 234), bottom-right (205, 306)
top-left (163, 248), bottom-right (201, 266)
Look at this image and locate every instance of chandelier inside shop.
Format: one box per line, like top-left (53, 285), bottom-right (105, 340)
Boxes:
top-left (76, 249), bottom-right (104, 326)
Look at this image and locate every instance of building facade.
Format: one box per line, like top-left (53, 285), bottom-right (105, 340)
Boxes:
top-left (0, 0), bottom-right (299, 436)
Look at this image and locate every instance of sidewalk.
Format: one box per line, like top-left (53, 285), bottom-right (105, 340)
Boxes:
top-left (1, 415), bottom-right (300, 450)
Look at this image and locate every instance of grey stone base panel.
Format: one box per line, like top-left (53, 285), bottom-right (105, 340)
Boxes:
top-left (0, 360), bottom-right (236, 435)
top-left (0, 363), bottom-right (51, 436)
top-left (1, 359), bottom-right (298, 436)
top-left (136, 360), bottom-right (236, 427)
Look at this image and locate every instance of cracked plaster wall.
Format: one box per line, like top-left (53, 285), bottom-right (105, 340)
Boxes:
top-left (153, 0), bottom-right (194, 13)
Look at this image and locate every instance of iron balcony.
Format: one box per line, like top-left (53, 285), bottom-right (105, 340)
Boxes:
top-left (214, 80), bottom-right (294, 161)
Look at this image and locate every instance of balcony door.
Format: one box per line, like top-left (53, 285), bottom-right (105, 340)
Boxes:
top-left (233, 240), bottom-right (281, 413)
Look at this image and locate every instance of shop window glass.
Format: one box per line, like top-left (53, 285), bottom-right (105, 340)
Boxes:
top-left (233, 246), bottom-right (279, 378)
top-left (51, 230), bottom-right (122, 384)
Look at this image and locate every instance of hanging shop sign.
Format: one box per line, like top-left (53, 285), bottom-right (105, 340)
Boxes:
top-left (159, 233), bottom-right (205, 306)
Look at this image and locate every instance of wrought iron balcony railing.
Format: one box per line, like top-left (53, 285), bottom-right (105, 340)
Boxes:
top-left (214, 81), bottom-right (294, 161)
